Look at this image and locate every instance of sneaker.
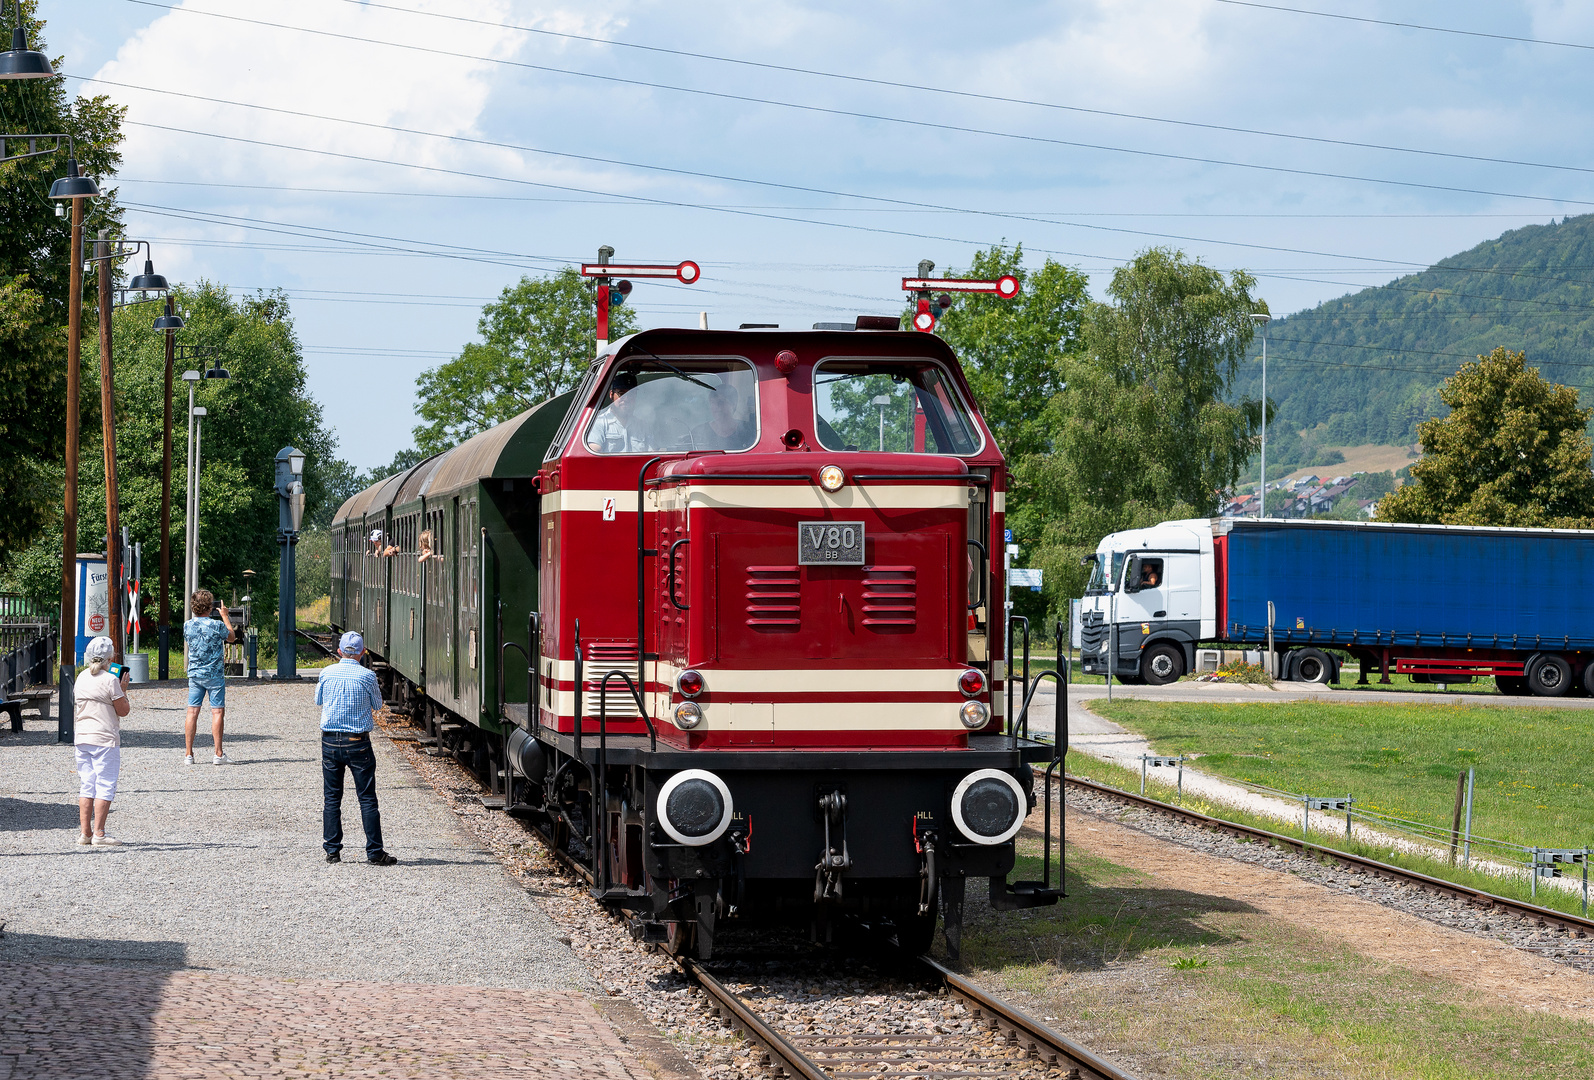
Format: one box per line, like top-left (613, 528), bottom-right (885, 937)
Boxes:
top-left (91, 834), bottom-right (122, 846)
top-left (325, 851), bottom-right (341, 863)
top-left (76, 833), bottom-right (92, 845)
top-left (367, 852), bottom-right (398, 866)
top-left (183, 754), bottom-right (194, 766)
top-left (213, 753), bottom-right (232, 766)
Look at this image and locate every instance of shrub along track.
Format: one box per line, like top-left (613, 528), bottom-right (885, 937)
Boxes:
top-left (1063, 775), bottom-right (1594, 969)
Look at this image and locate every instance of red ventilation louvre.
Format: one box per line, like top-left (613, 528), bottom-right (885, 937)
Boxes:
top-left (746, 565), bottom-right (801, 629)
top-left (861, 565), bottom-right (916, 628)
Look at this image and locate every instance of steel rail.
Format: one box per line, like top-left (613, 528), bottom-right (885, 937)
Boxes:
top-left (1065, 774), bottom-right (1594, 936)
top-left (682, 960), bottom-right (830, 1080)
top-left (921, 956), bottom-right (1142, 1080)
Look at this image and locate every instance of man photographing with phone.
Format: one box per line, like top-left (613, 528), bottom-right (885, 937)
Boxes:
top-left (184, 589), bottom-right (236, 766)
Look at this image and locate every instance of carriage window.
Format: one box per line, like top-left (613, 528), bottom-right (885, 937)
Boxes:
top-left (584, 357), bottom-right (757, 455)
top-left (813, 359), bottom-right (981, 455)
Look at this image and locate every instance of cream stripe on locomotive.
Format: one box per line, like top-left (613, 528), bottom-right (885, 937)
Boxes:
top-left (538, 691), bottom-right (973, 731)
top-left (542, 484), bottom-right (972, 515)
top-left (542, 659), bottom-right (975, 695)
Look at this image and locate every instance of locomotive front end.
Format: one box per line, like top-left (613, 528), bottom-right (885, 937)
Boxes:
top-left (527, 327), bottom-right (1059, 957)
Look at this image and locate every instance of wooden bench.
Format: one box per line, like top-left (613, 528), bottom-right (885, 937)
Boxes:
top-left (2, 689), bottom-right (52, 732)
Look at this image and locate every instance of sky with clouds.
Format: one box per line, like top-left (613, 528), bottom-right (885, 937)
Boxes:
top-left (34, 0), bottom-right (1594, 469)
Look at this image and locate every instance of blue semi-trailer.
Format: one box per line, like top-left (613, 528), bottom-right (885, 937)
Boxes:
top-left (1078, 517), bottom-right (1594, 696)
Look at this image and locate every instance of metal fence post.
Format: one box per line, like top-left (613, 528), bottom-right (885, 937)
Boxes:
top-left (1346, 794), bottom-right (1353, 842)
top-left (1141, 753), bottom-right (1147, 795)
top-left (1303, 795), bottom-right (1310, 837)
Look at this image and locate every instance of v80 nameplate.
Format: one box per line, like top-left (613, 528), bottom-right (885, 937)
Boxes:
top-left (798, 521), bottom-right (865, 565)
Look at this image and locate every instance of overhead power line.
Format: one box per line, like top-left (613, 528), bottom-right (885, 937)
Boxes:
top-left (1213, 1), bottom-right (1594, 53)
top-left (315, 0), bottom-right (1594, 178)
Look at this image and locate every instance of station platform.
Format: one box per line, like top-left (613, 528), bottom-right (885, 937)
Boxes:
top-left (0, 681), bottom-right (651, 1079)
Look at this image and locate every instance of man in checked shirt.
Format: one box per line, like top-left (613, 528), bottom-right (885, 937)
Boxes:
top-left (316, 631), bottom-right (398, 865)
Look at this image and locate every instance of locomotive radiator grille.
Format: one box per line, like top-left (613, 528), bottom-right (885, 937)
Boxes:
top-left (861, 564), bottom-right (916, 628)
top-left (745, 565), bottom-right (801, 629)
top-left (583, 641), bottom-right (643, 717)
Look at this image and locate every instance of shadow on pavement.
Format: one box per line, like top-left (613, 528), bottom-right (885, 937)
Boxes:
top-left (0, 795), bottom-right (80, 832)
top-left (118, 729), bottom-right (279, 749)
top-left (0, 933), bottom-right (187, 1080)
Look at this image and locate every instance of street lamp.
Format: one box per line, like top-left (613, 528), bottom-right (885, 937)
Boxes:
top-left (49, 145), bottom-right (98, 744)
top-left (1251, 312), bottom-right (1271, 518)
top-left (275, 447), bottom-right (306, 680)
top-left (871, 393), bottom-right (891, 451)
top-left (0, 0), bottom-right (54, 79)
top-left (154, 298), bottom-right (185, 679)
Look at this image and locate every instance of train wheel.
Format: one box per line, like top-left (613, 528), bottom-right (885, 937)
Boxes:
top-left (664, 919), bottom-right (695, 957)
top-left (891, 911), bottom-right (937, 956)
top-left (1526, 653), bottom-right (1572, 697)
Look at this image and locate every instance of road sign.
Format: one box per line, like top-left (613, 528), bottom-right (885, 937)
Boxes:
top-left (580, 260), bottom-right (701, 283)
top-left (1004, 528), bottom-right (1013, 543)
top-left (901, 275), bottom-right (1020, 298)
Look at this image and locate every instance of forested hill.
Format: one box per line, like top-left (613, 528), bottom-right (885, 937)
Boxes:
top-left (1230, 214), bottom-right (1594, 446)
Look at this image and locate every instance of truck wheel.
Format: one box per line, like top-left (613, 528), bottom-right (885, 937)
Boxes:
top-left (1291, 647), bottom-right (1332, 684)
top-left (1581, 663), bottom-right (1594, 697)
top-left (1496, 675), bottom-right (1531, 696)
top-left (1142, 643), bottom-right (1184, 686)
top-left (1526, 654), bottom-right (1573, 697)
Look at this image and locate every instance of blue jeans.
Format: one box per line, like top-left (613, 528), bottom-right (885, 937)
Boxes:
top-left (321, 732), bottom-right (384, 859)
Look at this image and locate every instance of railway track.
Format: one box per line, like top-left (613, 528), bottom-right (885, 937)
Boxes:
top-left (1065, 774), bottom-right (1594, 938)
top-left (684, 956), bottom-right (1139, 1080)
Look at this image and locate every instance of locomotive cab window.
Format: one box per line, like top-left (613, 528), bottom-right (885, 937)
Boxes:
top-left (584, 357), bottom-right (758, 455)
top-left (813, 359), bottom-right (981, 455)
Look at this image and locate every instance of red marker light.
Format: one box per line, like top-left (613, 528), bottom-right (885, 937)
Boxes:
top-left (959, 668), bottom-right (986, 697)
top-left (678, 669), bottom-right (705, 698)
top-left (775, 349), bottom-right (799, 376)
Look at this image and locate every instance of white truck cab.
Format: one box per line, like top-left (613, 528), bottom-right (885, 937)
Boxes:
top-left (1079, 518), bottom-right (1217, 685)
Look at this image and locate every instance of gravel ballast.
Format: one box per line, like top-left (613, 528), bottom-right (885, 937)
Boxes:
top-left (0, 681), bottom-right (594, 992)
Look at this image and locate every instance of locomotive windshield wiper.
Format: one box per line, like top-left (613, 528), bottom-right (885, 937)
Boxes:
top-left (627, 346), bottom-right (718, 392)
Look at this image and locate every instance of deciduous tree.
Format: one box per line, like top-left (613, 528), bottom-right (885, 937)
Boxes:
top-left (1376, 348), bottom-right (1594, 527)
top-left (412, 268), bottom-right (637, 453)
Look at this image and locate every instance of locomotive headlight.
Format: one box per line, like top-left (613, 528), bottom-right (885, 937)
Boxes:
top-left (959, 700), bottom-right (989, 729)
top-left (657, 769), bottom-right (733, 846)
top-left (673, 701), bottom-right (704, 729)
top-left (677, 669), bottom-right (705, 698)
top-left (958, 668), bottom-right (986, 697)
top-left (819, 464), bottom-right (845, 492)
top-left (950, 768), bottom-right (1026, 845)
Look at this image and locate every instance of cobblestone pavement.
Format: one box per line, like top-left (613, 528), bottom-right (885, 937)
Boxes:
top-left (0, 681), bottom-right (648, 1080)
top-left (1, 961), bottom-right (641, 1080)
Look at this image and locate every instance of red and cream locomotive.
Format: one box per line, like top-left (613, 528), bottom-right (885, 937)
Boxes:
top-left (331, 318), bottom-right (1061, 957)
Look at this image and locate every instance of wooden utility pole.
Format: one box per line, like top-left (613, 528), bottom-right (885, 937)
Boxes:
top-left (96, 230), bottom-right (123, 661)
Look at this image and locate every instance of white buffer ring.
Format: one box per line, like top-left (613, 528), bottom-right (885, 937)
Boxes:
top-left (656, 768), bottom-right (734, 846)
top-left (950, 768), bottom-right (1027, 846)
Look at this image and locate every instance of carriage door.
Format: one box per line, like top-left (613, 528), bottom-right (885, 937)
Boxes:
top-left (451, 498), bottom-right (461, 698)
top-left (459, 498), bottom-right (480, 720)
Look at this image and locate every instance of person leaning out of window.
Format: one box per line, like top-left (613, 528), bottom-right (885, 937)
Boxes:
top-left (74, 636), bottom-right (130, 847)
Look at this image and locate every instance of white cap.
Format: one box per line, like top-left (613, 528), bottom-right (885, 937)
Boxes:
top-left (84, 636), bottom-right (115, 662)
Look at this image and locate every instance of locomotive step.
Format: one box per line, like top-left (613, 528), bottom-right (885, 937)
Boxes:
top-left (591, 886), bottom-right (655, 911)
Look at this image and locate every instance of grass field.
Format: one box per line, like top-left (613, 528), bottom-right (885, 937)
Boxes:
top-left (955, 837), bottom-right (1594, 1078)
top-left (1089, 698), bottom-right (1594, 862)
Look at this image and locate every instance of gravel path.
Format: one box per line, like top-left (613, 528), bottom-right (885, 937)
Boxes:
top-left (1065, 782), bottom-right (1594, 974)
top-left (0, 681), bottom-right (594, 992)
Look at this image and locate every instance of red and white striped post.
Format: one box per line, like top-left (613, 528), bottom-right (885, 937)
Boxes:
top-left (901, 260), bottom-right (1021, 334)
top-left (579, 249), bottom-right (702, 351)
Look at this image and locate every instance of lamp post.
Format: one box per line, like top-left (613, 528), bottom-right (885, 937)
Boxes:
top-left (872, 393), bottom-right (891, 451)
top-left (1252, 312), bottom-right (1271, 518)
top-left (48, 148), bottom-right (99, 743)
top-left (275, 447), bottom-right (306, 680)
top-left (154, 297), bottom-right (184, 679)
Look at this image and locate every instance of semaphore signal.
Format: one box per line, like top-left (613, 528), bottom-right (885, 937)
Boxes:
top-left (580, 246), bottom-right (701, 350)
top-left (901, 259), bottom-right (1020, 333)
